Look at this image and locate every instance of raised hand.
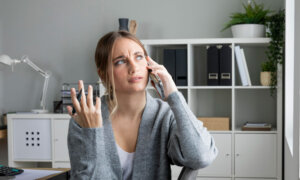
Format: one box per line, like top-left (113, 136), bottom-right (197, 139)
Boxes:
top-left (67, 80), bottom-right (103, 128)
top-left (146, 56), bottom-right (178, 98)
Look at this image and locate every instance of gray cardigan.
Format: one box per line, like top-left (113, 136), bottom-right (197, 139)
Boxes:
top-left (67, 91), bottom-right (218, 180)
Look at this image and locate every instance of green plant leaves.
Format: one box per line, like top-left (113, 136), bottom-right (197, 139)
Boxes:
top-left (221, 0), bottom-right (271, 31)
top-left (264, 9), bottom-right (285, 96)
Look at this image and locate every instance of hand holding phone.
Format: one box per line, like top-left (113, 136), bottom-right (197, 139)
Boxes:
top-left (147, 56), bottom-right (178, 99)
top-left (149, 72), bottom-right (165, 99)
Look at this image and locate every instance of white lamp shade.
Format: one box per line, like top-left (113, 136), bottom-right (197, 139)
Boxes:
top-left (0, 55), bottom-right (20, 65)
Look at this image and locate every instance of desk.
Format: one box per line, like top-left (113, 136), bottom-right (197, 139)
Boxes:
top-left (15, 168), bottom-right (70, 180)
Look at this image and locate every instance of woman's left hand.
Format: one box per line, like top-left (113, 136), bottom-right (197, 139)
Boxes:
top-left (146, 56), bottom-right (178, 99)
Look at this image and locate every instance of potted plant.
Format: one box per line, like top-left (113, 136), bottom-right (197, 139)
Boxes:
top-left (264, 9), bottom-right (285, 96)
top-left (260, 60), bottom-right (275, 86)
top-left (222, 0), bottom-right (271, 38)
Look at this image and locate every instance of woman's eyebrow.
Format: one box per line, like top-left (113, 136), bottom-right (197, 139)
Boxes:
top-left (113, 51), bottom-right (143, 61)
top-left (134, 51), bottom-right (143, 55)
top-left (113, 55), bottom-right (124, 61)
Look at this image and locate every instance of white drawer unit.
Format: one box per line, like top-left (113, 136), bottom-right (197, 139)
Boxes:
top-left (235, 134), bottom-right (277, 178)
top-left (7, 114), bottom-right (70, 168)
top-left (197, 133), bottom-right (232, 177)
top-left (12, 118), bottom-right (52, 160)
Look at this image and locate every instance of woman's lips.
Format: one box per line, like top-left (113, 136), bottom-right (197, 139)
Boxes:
top-left (129, 76), bottom-right (143, 83)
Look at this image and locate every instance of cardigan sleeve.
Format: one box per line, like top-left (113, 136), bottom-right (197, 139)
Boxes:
top-left (67, 118), bottom-right (112, 179)
top-left (166, 91), bottom-right (218, 170)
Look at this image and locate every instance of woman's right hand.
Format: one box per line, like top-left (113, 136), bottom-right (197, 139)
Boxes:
top-left (67, 80), bottom-right (103, 128)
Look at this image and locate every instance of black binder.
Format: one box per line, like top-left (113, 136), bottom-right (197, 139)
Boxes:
top-left (219, 45), bottom-right (232, 85)
top-left (175, 49), bottom-right (187, 86)
top-left (163, 49), bottom-right (176, 82)
top-left (207, 46), bottom-right (219, 85)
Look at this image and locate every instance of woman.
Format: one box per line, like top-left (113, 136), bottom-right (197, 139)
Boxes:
top-left (67, 31), bottom-right (218, 180)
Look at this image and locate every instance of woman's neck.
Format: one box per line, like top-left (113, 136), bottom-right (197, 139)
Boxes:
top-left (113, 90), bottom-right (146, 121)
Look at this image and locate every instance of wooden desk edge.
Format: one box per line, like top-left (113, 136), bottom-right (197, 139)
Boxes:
top-left (23, 168), bottom-right (70, 180)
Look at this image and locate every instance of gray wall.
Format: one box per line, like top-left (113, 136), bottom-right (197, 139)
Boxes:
top-left (0, 0), bottom-right (283, 113)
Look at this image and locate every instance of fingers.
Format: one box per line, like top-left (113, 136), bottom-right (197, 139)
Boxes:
top-left (71, 88), bottom-right (81, 114)
top-left (87, 85), bottom-right (94, 108)
top-left (146, 56), bottom-right (166, 73)
top-left (67, 105), bottom-right (74, 117)
top-left (95, 97), bottom-right (101, 111)
top-left (147, 65), bottom-right (165, 72)
top-left (78, 80), bottom-right (87, 110)
top-left (146, 56), bottom-right (159, 66)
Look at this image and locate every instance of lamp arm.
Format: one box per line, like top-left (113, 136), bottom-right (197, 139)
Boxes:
top-left (22, 56), bottom-right (48, 77)
top-left (41, 75), bottom-right (50, 110)
top-left (21, 56), bottom-right (52, 110)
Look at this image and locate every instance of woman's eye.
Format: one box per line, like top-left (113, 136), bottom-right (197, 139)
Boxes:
top-left (136, 55), bottom-right (144, 60)
top-left (115, 59), bottom-right (126, 65)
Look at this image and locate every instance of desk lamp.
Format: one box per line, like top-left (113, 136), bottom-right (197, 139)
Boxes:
top-left (0, 55), bottom-right (51, 113)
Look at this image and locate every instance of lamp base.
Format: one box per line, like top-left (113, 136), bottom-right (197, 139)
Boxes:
top-left (31, 109), bottom-right (49, 114)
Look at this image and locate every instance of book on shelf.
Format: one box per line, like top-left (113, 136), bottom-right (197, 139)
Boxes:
top-left (207, 46), bottom-right (219, 85)
top-left (219, 45), bottom-right (232, 86)
top-left (164, 49), bottom-right (187, 86)
top-left (240, 48), bottom-right (252, 86)
top-left (242, 122), bottom-right (272, 131)
top-left (234, 46), bottom-right (250, 86)
top-left (206, 45), bottom-right (232, 86)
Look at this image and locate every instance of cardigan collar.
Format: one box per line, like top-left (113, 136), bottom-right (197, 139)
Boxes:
top-left (101, 91), bottom-right (156, 179)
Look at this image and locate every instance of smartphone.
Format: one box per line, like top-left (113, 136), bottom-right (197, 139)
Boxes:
top-left (149, 73), bottom-right (165, 99)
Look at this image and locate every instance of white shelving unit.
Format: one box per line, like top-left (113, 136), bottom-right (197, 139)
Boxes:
top-left (142, 38), bottom-right (282, 180)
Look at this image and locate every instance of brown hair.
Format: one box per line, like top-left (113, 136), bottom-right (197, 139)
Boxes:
top-left (94, 31), bottom-right (148, 114)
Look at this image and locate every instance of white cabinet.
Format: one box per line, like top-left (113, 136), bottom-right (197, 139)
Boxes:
top-left (7, 114), bottom-right (70, 168)
top-left (198, 133), bottom-right (231, 177)
top-left (12, 118), bottom-right (52, 160)
top-left (235, 134), bottom-right (276, 178)
top-left (53, 119), bottom-right (70, 168)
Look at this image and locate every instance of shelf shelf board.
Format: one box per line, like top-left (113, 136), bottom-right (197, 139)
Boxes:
top-left (177, 86), bottom-right (188, 89)
top-left (13, 159), bottom-right (52, 162)
top-left (234, 127), bottom-right (277, 134)
top-left (235, 86), bottom-right (272, 89)
top-left (141, 38), bottom-right (271, 45)
top-left (209, 130), bottom-right (233, 134)
top-left (190, 86), bottom-right (232, 89)
top-left (147, 86), bottom-right (188, 90)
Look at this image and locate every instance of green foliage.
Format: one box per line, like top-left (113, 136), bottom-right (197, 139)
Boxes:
top-left (261, 60), bottom-right (276, 72)
top-left (222, 0), bottom-right (271, 31)
top-left (264, 9), bottom-right (285, 96)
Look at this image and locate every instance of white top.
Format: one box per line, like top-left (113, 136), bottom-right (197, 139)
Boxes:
top-left (116, 144), bottom-right (135, 180)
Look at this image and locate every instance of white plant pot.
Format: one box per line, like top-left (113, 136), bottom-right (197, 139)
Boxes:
top-left (231, 24), bottom-right (265, 38)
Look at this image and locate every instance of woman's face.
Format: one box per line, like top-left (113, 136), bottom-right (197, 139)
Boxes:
top-left (108, 38), bottom-right (149, 94)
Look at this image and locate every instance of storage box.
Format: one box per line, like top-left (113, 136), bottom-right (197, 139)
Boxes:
top-left (197, 117), bottom-right (230, 131)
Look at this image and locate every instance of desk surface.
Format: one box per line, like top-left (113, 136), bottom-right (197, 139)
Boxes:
top-left (20, 168), bottom-right (70, 180)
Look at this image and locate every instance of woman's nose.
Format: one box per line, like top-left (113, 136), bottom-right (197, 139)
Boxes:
top-left (128, 58), bottom-right (138, 73)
